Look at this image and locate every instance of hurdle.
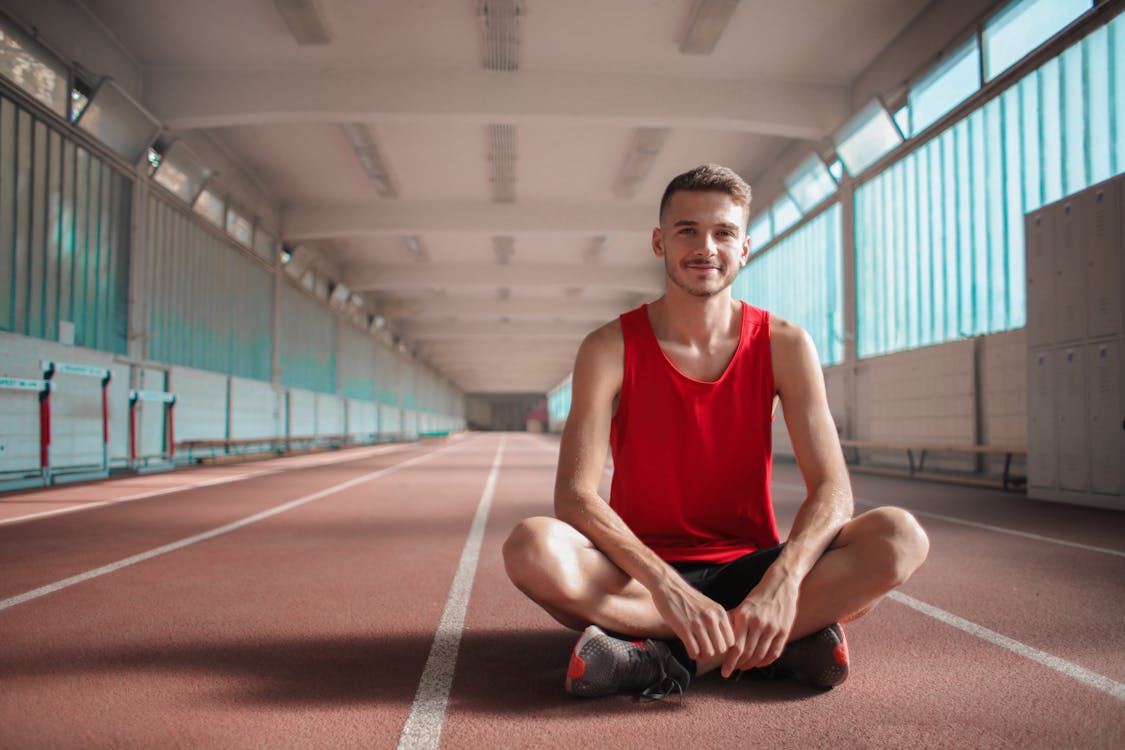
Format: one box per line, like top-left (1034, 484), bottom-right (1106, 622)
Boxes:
top-left (129, 389), bottom-right (177, 472)
top-left (41, 361), bottom-right (113, 483)
top-left (0, 376), bottom-right (54, 490)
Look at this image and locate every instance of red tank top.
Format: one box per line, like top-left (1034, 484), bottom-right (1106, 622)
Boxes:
top-left (609, 302), bottom-right (779, 564)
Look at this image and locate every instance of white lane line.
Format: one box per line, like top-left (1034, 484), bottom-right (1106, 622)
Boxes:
top-left (0, 444), bottom-right (412, 527)
top-left (890, 591), bottom-right (1125, 701)
top-left (771, 481), bottom-right (1125, 558)
top-left (397, 436), bottom-right (506, 750)
top-left (0, 442), bottom-right (458, 613)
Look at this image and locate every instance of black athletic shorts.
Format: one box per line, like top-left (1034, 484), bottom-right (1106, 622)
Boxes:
top-left (669, 544), bottom-right (785, 611)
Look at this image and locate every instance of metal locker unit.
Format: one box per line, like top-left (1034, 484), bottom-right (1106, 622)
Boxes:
top-left (1028, 350), bottom-right (1056, 489)
top-left (1055, 347), bottom-right (1087, 492)
top-left (1025, 172), bottom-right (1125, 510)
top-left (1088, 340), bottom-right (1123, 496)
top-left (1086, 181), bottom-right (1122, 340)
top-left (1025, 207), bottom-right (1055, 349)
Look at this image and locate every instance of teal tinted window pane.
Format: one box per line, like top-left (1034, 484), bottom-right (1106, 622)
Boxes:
top-left (1038, 58), bottom-right (1064, 205)
top-left (983, 0), bottom-right (1091, 80)
top-left (770, 194), bottom-right (801, 236)
top-left (1060, 43), bottom-right (1088, 194)
top-left (784, 155), bottom-right (837, 212)
top-left (835, 100), bottom-right (904, 176)
top-left (910, 39), bottom-right (981, 135)
top-left (736, 204), bottom-right (843, 366)
top-left (894, 106), bottom-right (911, 138)
top-left (1114, 15), bottom-right (1125, 174)
top-left (748, 213), bottom-right (771, 250)
top-left (1084, 24), bottom-right (1111, 185)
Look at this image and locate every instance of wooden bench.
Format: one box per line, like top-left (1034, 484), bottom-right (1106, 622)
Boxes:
top-left (838, 439), bottom-right (1027, 490)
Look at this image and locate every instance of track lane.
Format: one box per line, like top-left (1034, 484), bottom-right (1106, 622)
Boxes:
top-left (0, 443), bottom-right (446, 600)
top-left (441, 449), bottom-right (1124, 749)
top-left (0, 443), bottom-right (417, 525)
top-left (772, 463), bottom-right (1125, 685)
top-left (0, 435), bottom-right (502, 748)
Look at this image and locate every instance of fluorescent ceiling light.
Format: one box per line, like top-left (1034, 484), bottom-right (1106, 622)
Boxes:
top-left (403, 235), bottom-right (428, 262)
top-left (613, 128), bottom-right (669, 199)
top-left (488, 124), bottom-right (517, 203)
top-left (679, 0), bottom-right (742, 55)
top-left (493, 236), bottom-right (515, 264)
top-left (273, 0), bottom-right (332, 45)
top-left (342, 123), bottom-right (397, 198)
top-left (479, 0), bottom-right (523, 71)
top-left (75, 79), bottom-right (161, 164)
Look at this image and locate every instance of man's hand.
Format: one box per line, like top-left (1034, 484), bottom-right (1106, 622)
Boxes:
top-left (651, 576), bottom-right (736, 662)
top-left (720, 575), bottom-right (800, 677)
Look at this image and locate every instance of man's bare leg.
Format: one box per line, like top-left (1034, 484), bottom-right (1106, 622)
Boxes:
top-left (503, 506), bottom-right (929, 676)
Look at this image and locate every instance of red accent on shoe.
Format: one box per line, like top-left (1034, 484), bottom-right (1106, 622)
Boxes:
top-left (567, 652), bottom-right (587, 680)
top-left (630, 640), bottom-right (648, 649)
top-left (834, 640), bottom-right (849, 666)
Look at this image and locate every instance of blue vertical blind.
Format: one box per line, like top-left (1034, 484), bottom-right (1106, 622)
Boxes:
top-left (733, 203), bottom-right (844, 366)
top-left (146, 194), bottom-right (273, 379)
top-left (279, 283), bottom-right (337, 394)
top-left (855, 11), bottom-right (1125, 358)
top-left (0, 92), bottom-right (131, 354)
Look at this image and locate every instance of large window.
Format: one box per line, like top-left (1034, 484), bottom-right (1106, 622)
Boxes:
top-left (855, 11), bottom-right (1125, 358)
top-left (734, 204), bottom-right (844, 366)
top-left (0, 93), bottom-right (131, 354)
top-left (983, 0), bottom-right (1092, 80)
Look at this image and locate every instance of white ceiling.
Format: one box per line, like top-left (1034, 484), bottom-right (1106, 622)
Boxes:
top-left (78, 0), bottom-right (933, 394)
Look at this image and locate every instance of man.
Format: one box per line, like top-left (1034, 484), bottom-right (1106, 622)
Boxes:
top-left (503, 164), bottom-right (929, 699)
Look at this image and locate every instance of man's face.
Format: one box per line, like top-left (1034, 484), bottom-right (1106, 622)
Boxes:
top-left (653, 190), bottom-right (751, 298)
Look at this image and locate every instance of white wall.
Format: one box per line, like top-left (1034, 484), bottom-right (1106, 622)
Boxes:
top-left (773, 327), bottom-right (1028, 481)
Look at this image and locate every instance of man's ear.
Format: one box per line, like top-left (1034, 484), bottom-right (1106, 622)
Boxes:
top-left (739, 234), bottom-right (751, 267)
top-left (652, 227), bottom-right (665, 258)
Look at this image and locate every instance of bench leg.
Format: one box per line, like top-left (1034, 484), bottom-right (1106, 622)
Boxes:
top-left (1003, 452), bottom-right (1013, 490)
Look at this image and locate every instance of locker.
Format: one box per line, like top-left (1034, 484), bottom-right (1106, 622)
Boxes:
top-left (1054, 197), bottom-right (1086, 344)
top-left (1025, 209), bottom-right (1055, 348)
top-left (1088, 341), bottom-right (1124, 495)
top-left (1056, 347), bottom-right (1088, 491)
top-left (1086, 182), bottom-right (1122, 339)
top-left (1028, 349), bottom-right (1057, 490)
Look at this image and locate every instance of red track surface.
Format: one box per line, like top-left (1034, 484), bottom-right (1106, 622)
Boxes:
top-left (2, 433), bottom-right (1123, 748)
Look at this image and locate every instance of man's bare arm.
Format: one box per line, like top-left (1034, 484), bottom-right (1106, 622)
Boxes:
top-left (722, 318), bottom-right (853, 676)
top-left (554, 323), bottom-right (734, 661)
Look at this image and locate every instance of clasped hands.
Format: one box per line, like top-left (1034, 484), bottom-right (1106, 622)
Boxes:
top-left (653, 576), bottom-right (799, 679)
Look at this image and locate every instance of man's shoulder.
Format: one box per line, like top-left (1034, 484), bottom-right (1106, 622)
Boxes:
top-left (768, 313), bottom-right (811, 349)
top-left (577, 317), bottom-right (625, 365)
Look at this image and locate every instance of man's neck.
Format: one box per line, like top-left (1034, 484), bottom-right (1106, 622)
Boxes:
top-left (648, 288), bottom-right (741, 350)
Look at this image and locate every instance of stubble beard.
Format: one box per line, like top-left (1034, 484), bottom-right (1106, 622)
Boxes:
top-left (665, 258), bottom-right (736, 298)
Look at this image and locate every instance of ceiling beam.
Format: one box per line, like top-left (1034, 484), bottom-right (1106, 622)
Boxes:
top-left (378, 297), bottom-right (638, 321)
top-left (282, 202), bottom-right (655, 239)
top-left (145, 69), bottom-right (847, 139)
top-left (347, 263), bottom-right (662, 294)
top-left (402, 320), bottom-right (594, 340)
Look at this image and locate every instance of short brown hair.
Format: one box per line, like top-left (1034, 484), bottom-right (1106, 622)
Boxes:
top-left (658, 164), bottom-right (753, 227)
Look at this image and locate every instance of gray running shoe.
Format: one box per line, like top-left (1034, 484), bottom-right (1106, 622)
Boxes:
top-left (770, 623), bottom-right (849, 689)
top-left (564, 625), bottom-right (692, 700)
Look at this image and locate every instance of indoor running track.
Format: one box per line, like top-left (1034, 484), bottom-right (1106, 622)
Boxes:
top-left (1, 433), bottom-right (1123, 749)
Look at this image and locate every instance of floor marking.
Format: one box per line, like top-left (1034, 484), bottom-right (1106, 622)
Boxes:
top-left (890, 591), bottom-right (1125, 701)
top-left (398, 436), bottom-right (505, 750)
top-left (772, 481), bottom-right (1125, 558)
top-left (0, 443), bottom-right (412, 527)
top-left (0, 442), bottom-right (458, 613)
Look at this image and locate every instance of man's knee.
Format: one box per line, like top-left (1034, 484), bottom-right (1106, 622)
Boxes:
top-left (502, 516), bottom-right (569, 593)
top-left (854, 506), bottom-right (929, 589)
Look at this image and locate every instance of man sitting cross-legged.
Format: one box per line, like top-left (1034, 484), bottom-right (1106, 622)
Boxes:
top-left (503, 164), bottom-right (929, 699)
